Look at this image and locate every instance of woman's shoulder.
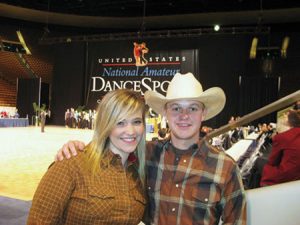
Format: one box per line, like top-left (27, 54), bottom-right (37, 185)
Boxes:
top-left (50, 151), bottom-right (87, 172)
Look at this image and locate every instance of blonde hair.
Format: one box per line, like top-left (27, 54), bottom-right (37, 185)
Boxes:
top-left (85, 89), bottom-right (146, 185)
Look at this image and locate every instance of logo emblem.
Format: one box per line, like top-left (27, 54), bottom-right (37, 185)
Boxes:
top-left (133, 42), bottom-right (149, 66)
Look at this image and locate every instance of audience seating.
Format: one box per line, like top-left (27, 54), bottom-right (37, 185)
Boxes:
top-left (0, 78), bottom-right (16, 107)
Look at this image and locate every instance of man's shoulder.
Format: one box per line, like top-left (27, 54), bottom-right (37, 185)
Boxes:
top-left (204, 141), bottom-right (236, 164)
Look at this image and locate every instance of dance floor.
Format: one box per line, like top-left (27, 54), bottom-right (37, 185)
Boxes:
top-left (0, 126), bottom-right (93, 201)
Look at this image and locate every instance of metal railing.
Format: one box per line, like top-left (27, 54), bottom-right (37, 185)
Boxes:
top-left (206, 90), bottom-right (300, 139)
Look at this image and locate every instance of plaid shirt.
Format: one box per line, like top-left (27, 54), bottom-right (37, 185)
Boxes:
top-left (27, 151), bottom-right (146, 225)
top-left (145, 139), bottom-right (246, 225)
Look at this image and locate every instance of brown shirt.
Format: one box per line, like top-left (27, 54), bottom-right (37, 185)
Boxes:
top-left (145, 140), bottom-right (246, 225)
top-left (27, 151), bottom-right (146, 225)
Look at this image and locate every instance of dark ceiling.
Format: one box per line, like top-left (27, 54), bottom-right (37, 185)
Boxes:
top-left (1, 0), bottom-right (300, 31)
top-left (2, 0), bottom-right (300, 17)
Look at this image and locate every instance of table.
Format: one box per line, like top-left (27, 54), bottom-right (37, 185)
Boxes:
top-left (245, 132), bottom-right (260, 140)
top-left (226, 139), bottom-right (254, 161)
top-left (0, 118), bottom-right (29, 127)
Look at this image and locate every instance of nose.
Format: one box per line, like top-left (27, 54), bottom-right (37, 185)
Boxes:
top-left (178, 109), bottom-right (190, 119)
top-left (125, 124), bottom-right (135, 135)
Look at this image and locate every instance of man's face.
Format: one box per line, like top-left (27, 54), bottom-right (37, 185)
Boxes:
top-left (164, 100), bottom-right (206, 145)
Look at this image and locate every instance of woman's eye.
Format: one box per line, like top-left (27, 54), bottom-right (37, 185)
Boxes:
top-left (117, 121), bottom-right (125, 126)
top-left (133, 120), bottom-right (143, 125)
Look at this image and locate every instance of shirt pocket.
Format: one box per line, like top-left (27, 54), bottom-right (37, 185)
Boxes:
top-left (191, 183), bottom-right (221, 207)
top-left (132, 189), bottom-right (147, 205)
top-left (87, 185), bottom-right (116, 217)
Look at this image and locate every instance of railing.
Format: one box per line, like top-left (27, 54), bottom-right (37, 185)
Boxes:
top-left (206, 90), bottom-right (300, 140)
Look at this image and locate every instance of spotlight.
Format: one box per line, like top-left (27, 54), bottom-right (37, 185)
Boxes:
top-left (214, 25), bottom-right (220, 32)
top-left (281, 36), bottom-right (289, 58)
top-left (249, 37), bottom-right (258, 59)
top-left (16, 30), bottom-right (31, 55)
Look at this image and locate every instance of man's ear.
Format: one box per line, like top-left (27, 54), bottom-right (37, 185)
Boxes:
top-left (162, 104), bottom-right (167, 117)
top-left (201, 108), bottom-right (208, 120)
top-left (162, 109), bottom-right (167, 117)
top-left (162, 107), bottom-right (169, 124)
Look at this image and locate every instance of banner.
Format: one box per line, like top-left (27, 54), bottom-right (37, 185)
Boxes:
top-left (85, 42), bottom-right (198, 108)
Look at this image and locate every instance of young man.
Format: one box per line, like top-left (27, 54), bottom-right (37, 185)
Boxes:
top-left (56, 72), bottom-right (246, 225)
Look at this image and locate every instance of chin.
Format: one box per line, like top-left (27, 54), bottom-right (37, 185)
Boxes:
top-left (123, 147), bottom-right (137, 153)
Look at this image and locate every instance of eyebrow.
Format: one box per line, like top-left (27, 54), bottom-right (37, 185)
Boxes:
top-left (168, 103), bottom-right (203, 107)
top-left (120, 117), bottom-right (143, 121)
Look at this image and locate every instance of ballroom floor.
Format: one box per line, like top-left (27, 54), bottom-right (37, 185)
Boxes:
top-left (0, 125), bottom-right (93, 201)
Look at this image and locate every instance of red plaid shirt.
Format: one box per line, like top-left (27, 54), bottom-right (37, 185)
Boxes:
top-left (145, 139), bottom-right (246, 225)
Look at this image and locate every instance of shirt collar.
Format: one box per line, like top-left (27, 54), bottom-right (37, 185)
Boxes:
top-left (165, 139), bottom-right (209, 157)
top-left (105, 150), bottom-right (138, 169)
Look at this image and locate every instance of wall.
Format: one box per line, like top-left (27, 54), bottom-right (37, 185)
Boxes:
top-left (50, 32), bottom-right (300, 127)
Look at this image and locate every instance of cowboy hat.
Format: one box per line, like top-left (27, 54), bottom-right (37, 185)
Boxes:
top-left (144, 72), bottom-right (226, 121)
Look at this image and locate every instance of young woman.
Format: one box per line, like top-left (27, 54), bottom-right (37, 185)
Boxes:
top-left (27, 89), bottom-right (147, 225)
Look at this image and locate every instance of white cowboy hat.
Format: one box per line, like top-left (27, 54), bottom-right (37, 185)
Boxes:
top-left (144, 72), bottom-right (226, 121)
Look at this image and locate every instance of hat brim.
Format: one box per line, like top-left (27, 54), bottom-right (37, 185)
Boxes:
top-left (144, 87), bottom-right (226, 121)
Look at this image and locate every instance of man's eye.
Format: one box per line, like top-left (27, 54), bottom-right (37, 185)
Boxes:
top-left (172, 107), bottom-right (181, 112)
top-left (189, 107), bottom-right (199, 112)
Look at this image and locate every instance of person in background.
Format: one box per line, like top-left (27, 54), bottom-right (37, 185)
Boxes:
top-left (27, 89), bottom-right (147, 225)
top-left (260, 109), bottom-right (300, 186)
top-left (157, 128), bottom-right (169, 141)
top-left (293, 100), bottom-right (300, 110)
top-left (64, 108), bottom-right (71, 128)
top-left (40, 109), bottom-right (50, 133)
top-left (70, 108), bottom-right (76, 128)
top-left (55, 72), bottom-right (246, 225)
top-left (14, 108), bottom-right (19, 118)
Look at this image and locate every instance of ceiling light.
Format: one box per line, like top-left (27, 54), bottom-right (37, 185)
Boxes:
top-left (250, 37), bottom-right (258, 59)
top-left (16, 30), bottom-right (31, 55)
top-left (281, 36), bottom-right (289, 58)
top-left (214, 25), bottom-right (220, 32)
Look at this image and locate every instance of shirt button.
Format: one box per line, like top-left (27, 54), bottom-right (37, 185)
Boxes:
top-left (172, 208), bottom-right (176, 212)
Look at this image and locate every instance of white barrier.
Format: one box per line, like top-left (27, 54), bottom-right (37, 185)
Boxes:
top-left (246, 180), bottom-right (300, 225)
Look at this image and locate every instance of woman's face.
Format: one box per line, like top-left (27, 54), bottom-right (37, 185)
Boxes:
top-left (109, 111), bottom-right (144, 156)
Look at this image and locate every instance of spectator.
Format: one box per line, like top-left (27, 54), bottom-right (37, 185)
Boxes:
top-left (260, 109), bottom-right (300, 186)
top-left (293, 100), bottom-right (300, 110)
top-left (157, 128), bottom-right (169, 140)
